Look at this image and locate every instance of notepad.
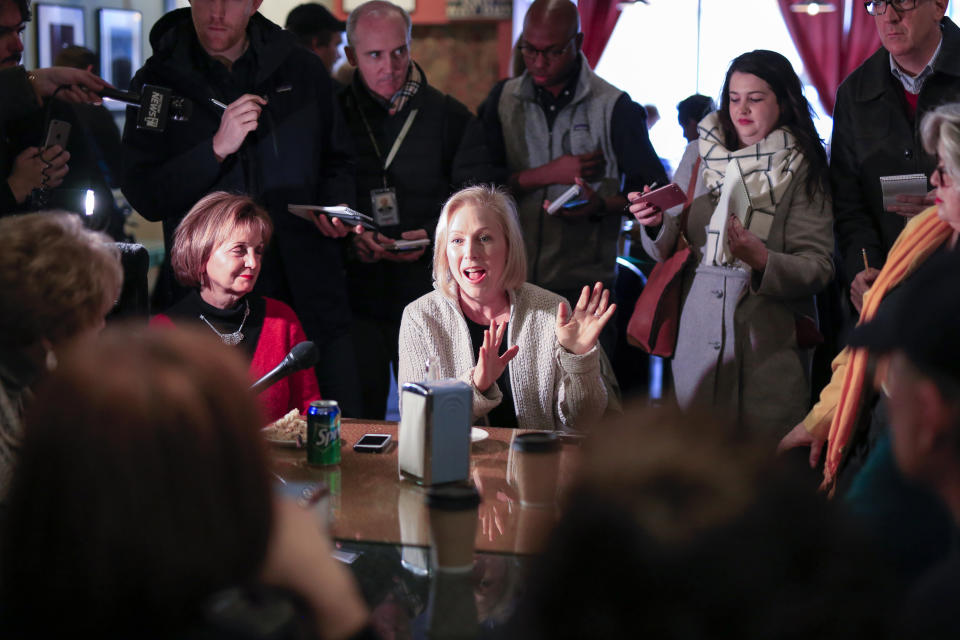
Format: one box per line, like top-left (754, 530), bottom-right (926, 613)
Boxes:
top-left (880, 174), bottom-right (928, 209)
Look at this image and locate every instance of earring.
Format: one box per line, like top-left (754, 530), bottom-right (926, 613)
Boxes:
top-left (45, 347), bottom-right (58, 371)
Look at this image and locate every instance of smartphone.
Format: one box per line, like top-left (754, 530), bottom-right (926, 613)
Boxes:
top-left (562, 199), bottom-right (590, 209)
top-left (353, 433), bottom-right (392, 453)
top-left (635, 183), bottom-right (687, 211)
top-left (43, 119), bottom-right (71, 149)
top-left (387, 238), bottom-right (431, 252)
top-left (546, 184), bottom-right (581, 215)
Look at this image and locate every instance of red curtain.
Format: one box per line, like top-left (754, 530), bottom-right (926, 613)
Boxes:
top-left (579, 0), bottom-right (623, 68)
top-left (777, 0), bottom-right (881, 116)
top-left (842, 1), bottom-right (881, 80)
top-left (778, 0), bottom-right (845, 115)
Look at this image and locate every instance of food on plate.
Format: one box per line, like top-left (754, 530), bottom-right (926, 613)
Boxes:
top-left (262, 408), bottom-right (307, 443)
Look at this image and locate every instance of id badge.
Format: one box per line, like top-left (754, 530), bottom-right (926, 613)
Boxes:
top-left (371, 188), bottom-right (400, 227)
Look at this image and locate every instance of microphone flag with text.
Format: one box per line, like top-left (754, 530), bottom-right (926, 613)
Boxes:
top-left (98, 85), bottom-right (193, 132)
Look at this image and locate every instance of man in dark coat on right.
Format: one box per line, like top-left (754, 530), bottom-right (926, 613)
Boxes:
top-left (832, 0), bottom-right (960, 313)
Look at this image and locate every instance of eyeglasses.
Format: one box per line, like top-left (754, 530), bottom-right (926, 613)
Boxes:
top-left (518, 36), bottom-right (576, 62)
top-left (864, 0), bottom-right (919, 16)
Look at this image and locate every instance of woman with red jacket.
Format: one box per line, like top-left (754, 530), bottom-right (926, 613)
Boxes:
top-left (151, 191), bottom-right (321, 423)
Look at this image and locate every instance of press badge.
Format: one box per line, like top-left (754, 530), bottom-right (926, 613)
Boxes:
top-left (371, 188), bottom-right (400, 227)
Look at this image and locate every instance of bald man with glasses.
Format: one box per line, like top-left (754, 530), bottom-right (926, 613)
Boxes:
top-left (478, 0), bottom-right (665, 356)
top-left (832, 0), bottom-right (960, 314)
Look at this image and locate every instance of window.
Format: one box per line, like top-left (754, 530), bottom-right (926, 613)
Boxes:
top-left (594, 1), bottom-right (832, 172)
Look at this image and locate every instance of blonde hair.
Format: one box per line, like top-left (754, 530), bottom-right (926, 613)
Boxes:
top-left (171, 192), bottom-right (273, 289)
top-left (922, 103), bottom-right (960, 183)
top-left (432, 185), bottom-right (527, 300)
top-left (0, 212), bottom-right (122, 346)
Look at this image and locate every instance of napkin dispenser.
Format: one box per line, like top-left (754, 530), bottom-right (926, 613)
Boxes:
top-left (399, 380), bottom-right (472, 485)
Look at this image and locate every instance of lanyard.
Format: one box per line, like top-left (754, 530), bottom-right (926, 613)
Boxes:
top-left (353, 85), bottom-right (418, 184)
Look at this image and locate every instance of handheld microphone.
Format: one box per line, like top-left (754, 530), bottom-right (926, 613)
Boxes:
top-left (99, 85), bottom-right (193, 132)
top-left (250, 341), bottom-right (319, 394)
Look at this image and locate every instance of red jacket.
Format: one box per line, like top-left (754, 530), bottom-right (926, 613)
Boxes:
top-left (151, 297), bottom-right (322, 423)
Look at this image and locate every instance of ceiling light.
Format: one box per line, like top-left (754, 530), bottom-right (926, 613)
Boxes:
top-left (790, 1), bottom-right (838, 15)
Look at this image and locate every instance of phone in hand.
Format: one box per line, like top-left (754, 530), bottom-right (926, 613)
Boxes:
top-left (287, 204), bottom-right (380, 231)
top-left (386, 238), bottom-right (431, 252)
top-left (546, 184), bottom-right (581, 215)
top-left (635, 183), bottom-right (687, 211)
top-left (43, 119), bottom-right (71, 149)
top-left (353, 433), bottom-right (391, 453)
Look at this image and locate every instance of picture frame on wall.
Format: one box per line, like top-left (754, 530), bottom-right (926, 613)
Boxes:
top-left (35, 4), bottom-right (85, 68)
top-left (98, 8), bottom-right (141, 92)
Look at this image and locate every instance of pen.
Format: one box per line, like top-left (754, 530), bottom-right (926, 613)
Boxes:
top-left (210, 98), bottom-right (228, 110)
top-left (861, 248), bottom-right (870, 271)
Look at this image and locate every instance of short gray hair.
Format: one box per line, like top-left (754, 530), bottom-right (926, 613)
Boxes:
top-left (922, 103), bottom-right (960, 184)
top-left (345, 0), bottom-right (411, 48)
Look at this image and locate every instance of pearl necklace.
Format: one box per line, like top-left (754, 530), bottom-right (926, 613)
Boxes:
top-left (199, 299), bottom-right (250, 346)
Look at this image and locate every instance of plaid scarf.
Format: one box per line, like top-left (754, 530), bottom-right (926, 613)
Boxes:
top-left (388, 63), bottom-right (422, 116)
top-left (697, 111), bottom-right (803, 217)
top-left (696, 111), bottom-right (803, 266)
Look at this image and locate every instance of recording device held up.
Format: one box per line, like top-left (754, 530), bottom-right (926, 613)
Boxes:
top-left (99, 85), bottom-right (193, 132)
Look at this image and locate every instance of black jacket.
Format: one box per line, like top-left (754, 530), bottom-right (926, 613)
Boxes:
top-left (0, 68), bottom-right (40, 215)
top-left (831, 17), bottom-right (960, 285)
top-left (121, 9), bottom-right (356, 336)
top-left (337, 66), bottom-right (496, 321)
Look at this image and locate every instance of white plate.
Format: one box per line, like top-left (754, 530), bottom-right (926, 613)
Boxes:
top-left (471, 427), bottom-right (489, 443)
top-left (264, 437), bottom-right (299, 448)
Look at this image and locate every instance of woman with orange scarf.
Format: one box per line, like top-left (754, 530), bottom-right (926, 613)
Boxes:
top-left (779, 103), bottom-right (960, 493)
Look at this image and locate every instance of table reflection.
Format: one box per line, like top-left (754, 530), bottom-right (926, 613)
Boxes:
top-left (270, 420), bottom-right (577, 555)
top-left (338, 541), bottom-right (532, 640)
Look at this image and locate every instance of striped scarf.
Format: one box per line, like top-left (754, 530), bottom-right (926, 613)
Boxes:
top-left (822, 206), bottom-right (952, 492)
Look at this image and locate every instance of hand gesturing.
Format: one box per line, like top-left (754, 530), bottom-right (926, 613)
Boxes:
top-left (555, 282), bottom-right (616, 355)
top-left (472, 318), bottom-right (519, 393)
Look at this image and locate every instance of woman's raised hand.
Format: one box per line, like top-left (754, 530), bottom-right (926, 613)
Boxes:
top-left (556, 282), bottom-right (617, 355)
top-left (472, 319), bottom-right (519, 393)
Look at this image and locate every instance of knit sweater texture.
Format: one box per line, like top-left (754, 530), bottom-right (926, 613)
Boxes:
top-left (398, 283), bottom-right (617, 431)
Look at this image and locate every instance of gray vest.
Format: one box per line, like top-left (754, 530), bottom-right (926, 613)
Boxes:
top-left (498, 55), bottom-right (623, 292)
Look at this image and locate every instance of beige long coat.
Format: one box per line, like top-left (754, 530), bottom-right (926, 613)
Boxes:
top-left (641, 143), bottom-right (834, 434)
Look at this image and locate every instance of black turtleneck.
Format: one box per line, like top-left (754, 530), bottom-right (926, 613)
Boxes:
top-left (163, 291), bottom-right (265, 359)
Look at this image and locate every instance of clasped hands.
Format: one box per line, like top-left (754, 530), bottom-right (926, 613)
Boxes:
top-left (472, 282), bottom-right (616, 393)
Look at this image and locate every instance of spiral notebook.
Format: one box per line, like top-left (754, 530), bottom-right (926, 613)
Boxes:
top-left (880, 174), bottom-right (928, 209)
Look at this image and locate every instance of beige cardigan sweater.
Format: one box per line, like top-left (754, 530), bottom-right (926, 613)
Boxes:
top-left (398, 283), bottom-right (618, 431)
